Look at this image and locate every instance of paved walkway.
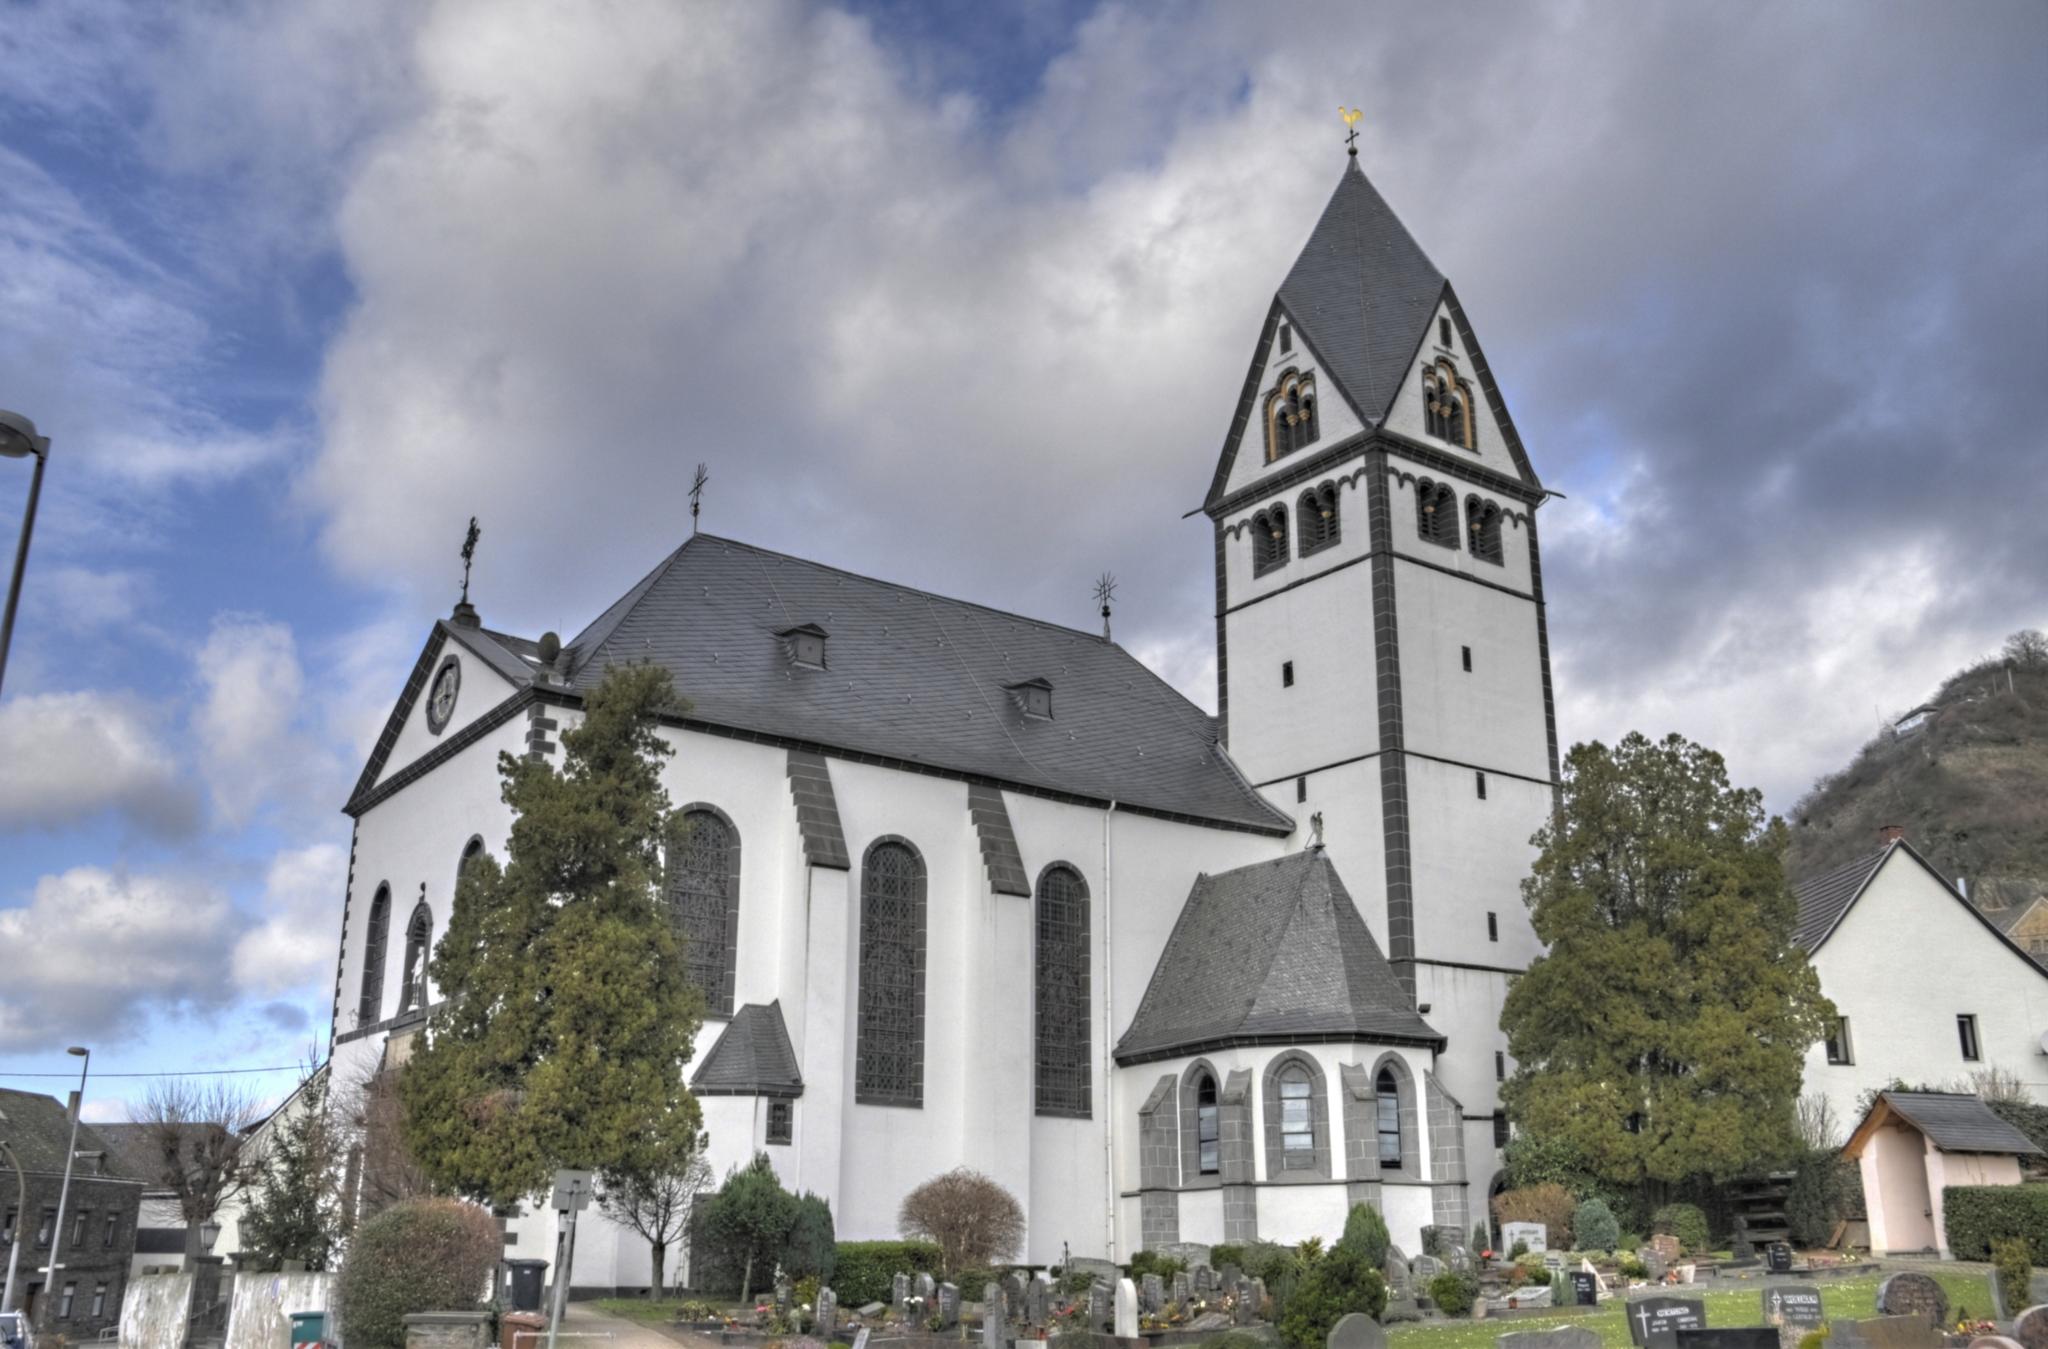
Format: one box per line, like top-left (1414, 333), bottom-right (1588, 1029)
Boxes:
top-left (551, 1304), bottom-right (723, 1349)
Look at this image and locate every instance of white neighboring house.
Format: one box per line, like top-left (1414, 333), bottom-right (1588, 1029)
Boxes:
top-left (1796, 831), bottom-right (2048, 1131)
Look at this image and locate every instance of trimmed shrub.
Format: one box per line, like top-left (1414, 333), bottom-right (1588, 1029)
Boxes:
top-left (1573, 1199), bottom-right (1619, 1254)
top-left (1129, 1250), bottom-right (1188, 1281)
top-left (1785, 1150), bottom-right (1856, 1248)
top-left (1617, 1255), bottom-right (1649, 1280)
top-left (831, 1240), bottom-right (941, 1306)
top-left (1337, 1205), bottom-right (1390, 1270)
top-left (1277, 1246), bottom-right (1386, 1349)
top-left (1241, 1240), bottom-right (1299, 1287)
top-left (1650, 1203), bottom-right (1709, 1256)
top-left (338, 1198), bottom-right (500, 1349)
top-left (782, 1192), bottom-right (836, 1283)
top-left (1994, 1236), bottom-right (2032, 1316)
top-left (1944, 1185), bottom-right (2048, 1262)
top-left (1427, 1270), bottom-right (1479, 1317)
top-left (1508, 1241), bottom-right (1527, 1260)
top-left (898, 1168), bottom-right (1025, 1275)
top-left (1472, 1222), bottom-right (1490, 1254)
top-left (1209, 1244), bottom-right (1248, 1274)
top-left (1493, 1184), bottom-right (1575, 1249)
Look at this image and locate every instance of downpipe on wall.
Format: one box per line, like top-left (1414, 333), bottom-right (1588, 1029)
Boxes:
top-left (1101, 800), bottom-right (1117, 1259)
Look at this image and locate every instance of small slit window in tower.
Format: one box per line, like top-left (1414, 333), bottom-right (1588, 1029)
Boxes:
top-left (1495, 1050), bottom-right (1506, 1082)
top-left (1296, 776), bottom-right (1307, 803)
top-left (1959, 1013), bottom-right (1981, 1061)
top-left (1487, 910), bottom-right (1498, 942)
top-left (1462, 645), bottom-right (1473, 672)
top-left (1493, 1111), bottom-right (1510, 1148)
top-left (780, 623), bottom-right (829, 669)
top-left (766, 1099), bottom-right (792, 1145)
top-left (1439, 316), bottom-right (1452, 347)
top-left (1278, 323), bottom-right (1292, 354)
top-left (1475, 771), bottom-right (1487, 800)
top-left (1282, 660), bottom-right (1294, 688)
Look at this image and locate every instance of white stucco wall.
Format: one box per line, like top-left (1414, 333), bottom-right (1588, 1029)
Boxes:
top-left (371, 640), bottom-right (519, 791)
top-left (1217, 329), bottom-right (1368, 504)
top-left (1380, 300), bottom-right (1526, 484)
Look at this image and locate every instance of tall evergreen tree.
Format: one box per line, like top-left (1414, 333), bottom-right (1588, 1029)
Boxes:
top-left (240, 1069), bottom-right (343, 1271)
top-left (400, 663), bottom-right (705, 1207)
top-left (1500, 732), bottom-right (1833, 1203)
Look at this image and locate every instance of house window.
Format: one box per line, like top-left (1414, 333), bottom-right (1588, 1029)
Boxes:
top-left (59, 1282), bottom-right (76, 1320)
top-left (1415, 480), bottom-right (1459, 549)
top-left (1252, 506), bottom-right (1290, 576)
top-left (1495, 1051), bottom-right (1506, 1082)
top-left (1439, 316), bottom-right (1453, 348)
top-left (1282, 661), bottom-right (1294, 688)
top-left (1462, 645), bottom-right (1472, 672)
top-left (1196, 1074), bottom-right (1220, 1175)
top-left (1467, 496), bottom-right (1504, 565)
top-left (1493, 1111), bottom-right (1510, 1148)
top-left (37, 1208), bottom-right (54, 1247)
top-left (103, 1212), bottom-right (118, 1247)
top-left (766, 1100), bottom-right (793, 1146)
top-left (399, 902), bottom-right (431, 1014)
top-left (1824, 1017), bottom-right (1854, 1066)
top-left (1279, 323), bottom-right (1292, 355)
top-left (1375, 1067), bottom-right (1403, 1167)
top-left (1264, 370), bottom-right (1319, 461)
top-left (1299, 483), bottom-right (1340, 556)
top-left (1278, 1064), bottom-right (1316, 1167)
top-left (1487, 911), bottom-right (1498, 942)
top-left (91, 1283), bottom-right (108, 1318)
top-left (1034, 864), bottom-right (1092, 1118)
top-left (1958, 1014), bottom-right (1981, 1062)
top-left (1296, 776), bottom-right (1307, 804)
top-left (358, 883), bottom-right (391, 1026)
top-left (668, 807), bottom-right (742, 1018)
top-left (857, 839), bottom-right (927, 1106)
top-left (1476, 771), bottom-right (1487, 800)
top-left (71, 1209), bottom-right (88, 1246)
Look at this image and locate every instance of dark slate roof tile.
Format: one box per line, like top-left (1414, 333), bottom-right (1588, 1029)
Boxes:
top-left (1114, 849), bottom-right (1440, 1063)
top-left (1791, 847), bottom-right (1887, 949)
top-left (690, 1001), bottom-right (803, 1097)
top-left (0, 1089), bottom-right (127, 1178)
top-left (1880, 1092), bottom-right (2044, 1156)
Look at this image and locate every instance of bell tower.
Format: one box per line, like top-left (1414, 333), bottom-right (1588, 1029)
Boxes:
top-left (1202, 155), bottom-right (1560, 1203)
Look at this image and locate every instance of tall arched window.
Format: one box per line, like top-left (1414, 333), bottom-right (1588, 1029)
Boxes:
top-left (457, 836), bottom-right (484, 881)
top-left (1196, 1075), bottom-right (1220, 1175)
top-left (857, 839), bottom-right (926, 1106)
top-left (1299, 483), bottom-right (1340, 555)
top-left (1375, 1066), bottom-right (1403, 1167)
top-left (1264, 370), bottom-right (1319, 462)
top-left (1034, 864), bottom-right (1091, 1118)
top-left (1280, 1064), bottom-right (1315, 1164)
top-left (668, 807), bottom-right (742, 1018)
top-left (1252, 505), bottom-right (1290, 576)
top-left (399, 902), bottom-right (431, 1014)
top-left (357, 884), bottom-right (391, 1026)
top-left (1416, 480), bottom-right (1459, 549)
top-left (1467, 496), bottom-right (1504, 565)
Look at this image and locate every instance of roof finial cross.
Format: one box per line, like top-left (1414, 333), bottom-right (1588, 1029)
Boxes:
top-left (1340, 106), bottom-right (1363, 157)
top-left (458, 516), bottom-right (480, 604)
top-left (1094, 572), bottom-right (1118, 641)
top-left (690, 463), bottom-right (710, 535)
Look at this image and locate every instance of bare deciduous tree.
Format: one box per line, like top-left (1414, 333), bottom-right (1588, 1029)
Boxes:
top-left (130, 1078), bottom-right (265, 1260)
top-left (1794, 1093), bottom-right (1842, 1152)
top-left (897, 1167), bottom-right (1024, 1277)
top-left (599, 1130), bottom-right (712, 1297)
top-left (1968, 1065), bottom-right (2029, 1105)
top-left (332, 1054), bottom-right (436, 1228)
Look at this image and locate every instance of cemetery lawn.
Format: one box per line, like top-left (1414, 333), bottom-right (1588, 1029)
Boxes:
top-left (591, 1298), bottom-right (694, 1324)
top-left (1384, 1270), bottom-right (1992, 1349)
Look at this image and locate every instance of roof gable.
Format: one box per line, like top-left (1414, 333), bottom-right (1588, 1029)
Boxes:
top-left (347, 621), bottom-right (539, 807)
top-left (691, 1001), bottom-right (803, 1097)
top-left (1797, 840), bottom-right (2048, 978)
top-left (1844, 1090), bottom-right (2044, 1158)
top-left (1115, 849), bottom-right (1440, 1064)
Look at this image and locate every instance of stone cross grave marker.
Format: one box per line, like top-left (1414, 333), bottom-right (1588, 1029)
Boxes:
top-left (1674, 1330), bottom-right (1779, 1349)
top-left (1141, 1274), bottom-right (1164, 1315)
top-left (937, 1283), bottom-right (960, 1330)
top-left (2014, 1306), bottom-right (2048, 1349)
top-left (1627, 1295), bottom-right (1707, 1348)
top-left (983, 1283), bottom-right (1005, 1349)
top-left (1762, 1287), bottom-right (1824, 1330)
top-left (1498, 1327), bottom-right (1601, 1349)
top-left (893, 1274), bottom-right (910, 1312)
top-left (1503, 1222), bottom-right (1549, 1254)
top-left (1877, 1273), bottom-right (1949, 1329)
top-left (1328, 1311), bottom-right (1388, 1349)
top-left (815, 1288), bottom-right (838, 1335)
top-left (1116, 1279), bottom-right (1139, 1340)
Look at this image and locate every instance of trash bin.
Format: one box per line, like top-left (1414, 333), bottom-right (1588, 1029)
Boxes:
top-left (503, 1260), bottom-right (548, 1313)
top-left (501, 1311), bottom-right (547, 1349)
top-left (289, 1311), bottom-right (327, 1349)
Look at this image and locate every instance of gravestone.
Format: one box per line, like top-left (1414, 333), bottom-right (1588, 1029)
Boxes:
top-left (1384, 1254), bottom-right (1413, 1299)
top-left (1570, 1272), bottom-right (1599, 1307)
top-left (1450, 1246), bottom-right (1473, 1274)
top-left (1498, 1327), bottom-right (1600, 1349)
top-left (1171, 1273), bottom-right (1191, 1308)
top-left (1412, 1254), bottom-right (1446, 1283)
top-left (775, 1270), bottom-right (793, 1313)
top-left (1763, 1287), bottom-right (1824, 1330)
top-left (1971, 1338), bottom-right (2025, 1349)
top-left (2014, 1307), bottom-right (2048, 1349)
top-left (1492, 1285), bottom-right (1553, 1311)
top-left (1235, 1279), bottom-right (1263, 1326)
top-left (853, 1330), bottom-right (871, 1349)
top-left (1640, 1248), bottom-right (1668, 1284)
top-left (1116, 1279), bottom-right (1139, 1340)
top-left (1221, 1264), bottom-right (1244, 1297)
top-left (893, 1274), bottom-right (911, 1312)
top-left (1193, 1265), bottom-right (1216, 1294)
top-left (937, 1283), bottom-right (960, 1330)
top-left (1089, 1279), bottom-right (1113, 1333)
top-left (1877, 1273), bottom-right (1949, 1329)
top-left (1026, 1274), bottom-right (1050, 1329)
top-left (1141, 1274), bottom-right (1164, 1315)
top-left (815, 1288), bottom-right (839, 1335)
top-left (914, 1273), bottom-right (936, 1305)
top-left (1004, 1273), bottom-right (1027, 1322)
top-left (982, 1283), bottom-right (1005, 1349)
top-left (1544, 1253), bottom-right (1567, 1277)
top-left (1651, 1235), bottom-right (1682, 1264)
top-left (1766, 1244), bottom-right (1793, 1275)
top-left (1827, 1316), bottom-right (1943, 1349)
top-left (1626, 1295), bottom-right (1707, 1347)
top-left (1503, 1222), bottom-right (1549, 1254)
top-left (1674, 1331), bottom-right (1779, 1349)
top-left (1159, 1243), bottom-right (1213, 1269)
top-left (1328, 1311), bottom-right (1388, 1349)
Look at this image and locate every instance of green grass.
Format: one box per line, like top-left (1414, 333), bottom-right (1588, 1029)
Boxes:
top-left (1385, 1271), bottom-right (1992, 1349)
top-left (589, 1298), bottom-right (696, 1324)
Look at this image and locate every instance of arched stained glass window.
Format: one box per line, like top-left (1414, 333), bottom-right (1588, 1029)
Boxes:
top-left (399, 902), bottom-right (431, 1013)
top-left (1279, 1064), bottom-right (1315, 1162)
top-left (358, 884), bottom-right (390, 1026)
top-left (668, 807), bottom-right (742, 1018)
top-left (1376, 1066), bottom-right (1403, 1167)
top-left (1196, 1074), bottom-right (1221, 1175)
top-left (1034, 864), bottom-right (1091, 1118)
top-left (857, 839), bottom-right (927, 1106)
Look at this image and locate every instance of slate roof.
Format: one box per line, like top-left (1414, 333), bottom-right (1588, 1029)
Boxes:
top-left (560, 535), bottom-right (1292, 833)
top-left (0, 1088), bottom-right (127, 1177)
top-left (91, 1122), bottom-right (183, 1188)
top-left (690, 1001), bottom-right (803, 1097)
top-left (1115, 849), bottom-right (1441, 1064)
top-left (1853, 1091), bottom-right (2045, 1157)
top-left (1792, 847), bottom-right (1888, 949)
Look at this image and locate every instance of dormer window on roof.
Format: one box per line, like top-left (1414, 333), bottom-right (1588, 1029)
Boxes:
top-left (1005, 677), bottom-right (1054, 720)
top-left (780, 623), bottom-right (829, 669)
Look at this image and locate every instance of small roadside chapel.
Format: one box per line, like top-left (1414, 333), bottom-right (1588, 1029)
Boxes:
top-left (1843, 1090), bottom-right (2043, 1256)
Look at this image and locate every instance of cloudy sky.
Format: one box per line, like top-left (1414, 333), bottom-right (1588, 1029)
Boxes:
top-left (2, 0), bottom-right (2043, 1109)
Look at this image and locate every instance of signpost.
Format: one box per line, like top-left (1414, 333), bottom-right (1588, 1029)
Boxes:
top-left (545, 1170), bottom-right (595, 1349)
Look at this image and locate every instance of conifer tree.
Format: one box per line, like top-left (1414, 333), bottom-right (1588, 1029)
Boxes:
top-left (399, 663), bottom-right (705, 1207)
top-left (1500, 732), bottom-right (1833, 1204)
top-left (240, 1069), bottom-right (342, 1271)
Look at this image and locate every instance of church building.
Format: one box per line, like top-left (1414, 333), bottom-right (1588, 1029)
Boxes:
top-left (326, 153), bottom-right (1559, 1289)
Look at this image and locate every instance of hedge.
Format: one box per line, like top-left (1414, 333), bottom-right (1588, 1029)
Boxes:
top-left (338, 1199), bottom-right (500, 1349)
top-left (832, 1240), bottom-right (942, 1306)
top-left (1943, 1185), bottom-right (2048, 1262)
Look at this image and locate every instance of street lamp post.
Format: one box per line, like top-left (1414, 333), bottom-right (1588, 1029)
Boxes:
top-left (1, 1139), bottom-right (25, 1313)
top-left (37, 1047), bottom-right (89, 1334)
top-left (0, 409), bottom-right (53, 700)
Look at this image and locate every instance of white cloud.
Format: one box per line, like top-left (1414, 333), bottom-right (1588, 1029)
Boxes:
top-left (0, 690), bottom-right (198, 835)
top-left (0, 866), bottom-right (238, 1052)
top-left (193, 614), bottom-right (343, 827)
top-left (231, 843), bottom-right (348, 996)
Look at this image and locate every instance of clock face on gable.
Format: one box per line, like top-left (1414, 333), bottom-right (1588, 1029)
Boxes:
top-left (426, 656), bottom-right (461, 734)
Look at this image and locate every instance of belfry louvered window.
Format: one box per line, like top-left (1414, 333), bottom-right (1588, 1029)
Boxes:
top-left (857, 839), bottom-right (927, 1106)
top-left (1034, 864), bottom-right (1091, 1118)
top-left (668, 808), bottom-right (741, 1018)
top-left (1252, 505), bottom-right (1290, 576)
top-left (1416, 480), bottom-right (1459, 549)
top-left (357, 884), bottom-right (390, 1026)
top-left (1467, 496), bottom-right (1504, 565)
top-left (1299, 483), bottom-right (1340, 555)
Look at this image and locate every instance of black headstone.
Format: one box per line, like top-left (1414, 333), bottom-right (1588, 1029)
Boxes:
top-left (1675, 1330), bottom-right (1778, 1349)
top-left (1571, 1272), bottom-right (1599, 1308)
top-left (1766, 1244), bottom-right (1794, 1274)
top-left (1764, 1286), bottom-right (1826, 1329)
top-left (1627, 1296), bottom-right (1707, 1348)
